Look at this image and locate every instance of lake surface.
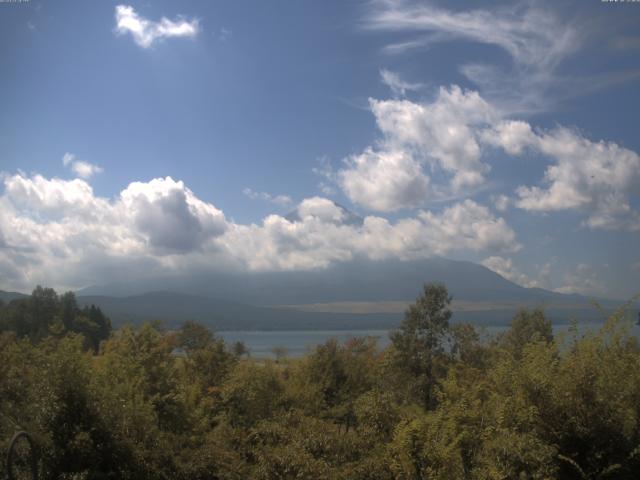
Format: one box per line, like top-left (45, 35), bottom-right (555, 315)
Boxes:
top-left (219, 322), bottom-right (640, 358)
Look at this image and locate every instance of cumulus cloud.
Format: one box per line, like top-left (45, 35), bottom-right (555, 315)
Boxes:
top-left (3, 173), bottom-right (110, 221)
top-left (242, 188), bottom-right (292, 207)
top-left (0, 173), bottom-right (519, 290)
top-left (286, 197), bottom-right (363, 226)
top-left (62, 153), bottom-right (103, 179)
top-left (484, 122), bottom-right (640, 231)
top-left (0, 175), bottom-right (229, 290)
top-left (491, 194), bottom-right (511, 212)
top-left (336, 85), bottom-right (495, 211)
top-left (114, 5), bottom-right (199, 49)
top-left (220, 198), bottom-right (519, 272)
top-left (371, 86), bottom-right (495, 190)
top-left (120, 178), bottom-right (227, 254)
top-left (333, 82), bottom-right (640, 229)
top-left (339, 148), bottom-right (429, 211)
top-left (296, 197), bottom-right (350, 224)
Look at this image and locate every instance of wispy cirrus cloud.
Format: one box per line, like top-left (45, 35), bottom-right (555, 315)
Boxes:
top-left (114, 5), bottom-right (199, 49)
top-left (362, 1), bottom-right (592, 113)
top-left (379, 69), bottom-right (423, 97)
top-left (364, 1), bottom-right (578, 69)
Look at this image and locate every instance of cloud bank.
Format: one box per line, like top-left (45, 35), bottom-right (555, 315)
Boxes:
top-left (0, 174), bottom-right (519, 291)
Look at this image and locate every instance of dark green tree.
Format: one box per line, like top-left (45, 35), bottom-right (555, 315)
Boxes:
top-left (232, 340), bottom-right (249, 357)
top-left (178, 320), bottom-right (214, 352)
top-left (500, 307), bottom-right (553, 357)
top-left (390, 283), bottom-right (452, 409)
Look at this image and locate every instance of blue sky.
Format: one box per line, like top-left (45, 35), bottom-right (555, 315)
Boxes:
top-left (1, 0), bottom-right (639, 298)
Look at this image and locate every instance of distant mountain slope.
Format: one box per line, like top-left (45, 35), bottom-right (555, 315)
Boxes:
top-left (77, 291), bottom-right (400, 331)
top-left (78, 257), bottom-right (592, 306)
top-left (75, 290), bottom-right (618, 332)
top-left (73, 257), bottom-right (630, 330)
top-left (0, 290), bottom-right (29, 303)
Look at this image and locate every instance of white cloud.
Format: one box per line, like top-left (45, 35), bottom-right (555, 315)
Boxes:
top-left (379, 69), bottom-right (423, 97)
top-left (491, 194), bottom-right (511, 212)
top-left (484, 122), bottom-right (640, 231)
top-left (363, 0), bottom-right (586, 113)
top-left (296, 197), bottom-right (348, 224)
top-left (417, 200), bottom-right (520, 255)
top-left (120, 177), bottom-right (227, 254)
top-left (364, 1), bottom-right (576, 68)
top-left (554, 263), bottom-right (603, 296)
top-left (62, 153), bottom-right (103, 179)
top-left (481, 256), bottom-right (541, 288)
top-left (336, 85), bottom-right (495, 211)
top-left (0, 173), bottom-right (519, 290)
top-left (339, 148), bottom-right (429, 211)
top-left (370, 86), bottom-right (495, 190)
top-left (334, 82), bottom-right (640, 229)
top-left (221, 198), bottom-right (519, 272)
top-left (4, 173), bottom-right (110, 221)
top-left (114, 5), bottom-right (199, 49)
top-left (0, 175), bottom-right (229, 290)
top-left (312, 157), bottom-right (338, 196)
top-left (242, 188), bottom-right (292, 207)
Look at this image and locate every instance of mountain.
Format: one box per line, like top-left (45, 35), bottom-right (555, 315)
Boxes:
top-left (74, 257), bottom-right (629, 330)
top-left (0, 290), bottom-right (29, 303)
top-left (78, 257), bottom-right (586, 305)
top-left (76, 291), bottom-right (398, 331)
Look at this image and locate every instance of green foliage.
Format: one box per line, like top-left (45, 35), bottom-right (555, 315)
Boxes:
top-left (1, 284), bottom-right (639, 479)
top-left (177, 320), bottom-right (213, 352)
top-left (0, 287), bottom-right (111, 351)
top-left (220, 362), bottom-right (284, 428)
top-left (499, 307), bottom-right (553, 357)
top-left (390, 282), bottom-right (452, 408)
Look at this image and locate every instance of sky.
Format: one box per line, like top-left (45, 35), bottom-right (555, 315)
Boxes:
top-left (0, 0), bottom-right (639, 299)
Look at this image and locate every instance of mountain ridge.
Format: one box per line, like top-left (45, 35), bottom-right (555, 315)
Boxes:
top-left (3, 258), bottom-right (629, 331)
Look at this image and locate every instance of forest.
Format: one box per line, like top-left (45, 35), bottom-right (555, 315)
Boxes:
top-left (1, 284), bottom-right (639, 479)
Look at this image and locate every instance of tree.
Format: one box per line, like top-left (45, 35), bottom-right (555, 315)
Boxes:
top-left (220, 362), bottom-right (284, 428)
top-left (58, 291), bottom-right (78, 332)
top-left (500, 308), bottom-right (553, 357)
top-left (178, 320), bottom-right (214, 352)
top-left (271, 346), bottom-right (288, 363)
top-left (232, 340), bottom-right (249, 357)
top-left (390, 283), bottom-right (452, 409)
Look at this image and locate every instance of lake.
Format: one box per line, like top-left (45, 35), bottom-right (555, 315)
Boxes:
top-left (219, 322), bottom-right (640, 358)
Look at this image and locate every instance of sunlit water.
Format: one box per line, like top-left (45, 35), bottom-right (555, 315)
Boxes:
top-left (219, 322), bottom-right (640, 358)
